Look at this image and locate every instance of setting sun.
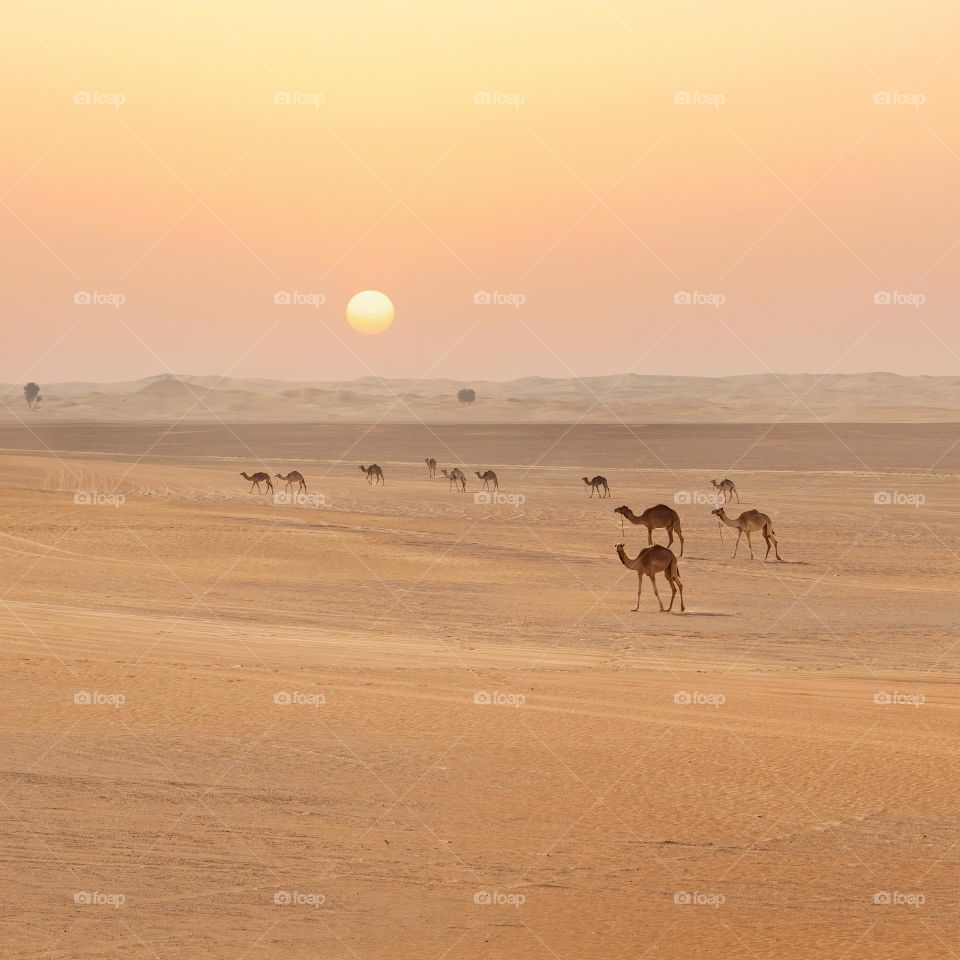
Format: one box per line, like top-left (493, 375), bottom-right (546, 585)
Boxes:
top-left (346, 290), bottom-right (394, 336)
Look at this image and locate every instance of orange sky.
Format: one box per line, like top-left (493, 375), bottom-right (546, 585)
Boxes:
top-left (2, 0), bottom-right (959, 383)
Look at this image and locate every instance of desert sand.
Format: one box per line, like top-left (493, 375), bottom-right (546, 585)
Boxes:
top-left (2, 421), bottom-right (960, 958)
top-left (7, 371), bottom-right (960, 423)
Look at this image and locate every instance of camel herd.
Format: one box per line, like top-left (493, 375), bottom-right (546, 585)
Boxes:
top-left (614, 475), bottom-right (783, 613)
top-left (238, 465), bottom-right (783, 614)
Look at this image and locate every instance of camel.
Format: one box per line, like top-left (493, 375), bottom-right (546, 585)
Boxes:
top-left (582, 475), bottom-right (610, 498)
top-left (710, 478), bottom-right (740, 503)
top-left (241, 471), bottom-right (273, 494)
top-left (475, 470), bottom-right (499, 491)
top-left (425, 458), bottom-right (437, 478)
top-left (615, 543), bottom-right (685, 612)
top-left (275, 470), bottom-right (306, 494)
top-left (614, 504), bottom-right (684, 556)
top-left (359, 464), bottom-right (384, 485)
top-left (711, 508), bottom-right (782, 561)
top-left (441, 468), bottom-right (467, 492)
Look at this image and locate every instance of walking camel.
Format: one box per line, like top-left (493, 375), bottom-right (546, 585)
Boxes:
top-left (241, 471), bottom-right (273, 494)
top-left (614, 504), bottom-right (684, 556)
top-left (475, 470), bottom-right (499, 491)
top-left (615, 543), bottom-right (685, 612)
top-left (582, 475), bottom-right (610, 498)
top-left (425, 458), bottom-right (438, 478)
top-left (710, 478), bottom-right (740, 503)
top-left (441, 468), bottom-right (467, 492)
top-left (711, 508), bottom-right (782, 561)
top-left (359, 464), bottom-right (384, 485)
top-left (275, 470), bottom-right (306, 494)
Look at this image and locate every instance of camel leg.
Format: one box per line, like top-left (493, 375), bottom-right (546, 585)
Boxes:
top-left (733, 530), bottom-right (741, 559)
top-left (666, 577), bottom-right (676, 612)
top-left (674, 573), bottom-right (685, 612)
top-left (734, 488), bottom-right (740, 503)
top-left (768, 530), bottom-right (782, 561)
top-left (604, 485), bottom-right (610, 498)
top-left (676, 527), bottom-right (684, 557)
top-left (746, 531), bottom-right (754, 559)
top-left (634, 574), bottom-right (642, 612)
top-left (249, 481), bottom-right (256, 493)
top-left (650, 573), bottom-right (665, 612)
top-left (647, 527), bottom-right (653, 546)
top-left (667, 527), bottom-right (674, 549)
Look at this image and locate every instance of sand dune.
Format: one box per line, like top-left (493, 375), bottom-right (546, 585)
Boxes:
top-left (4, 371), bottom-right (960, 423)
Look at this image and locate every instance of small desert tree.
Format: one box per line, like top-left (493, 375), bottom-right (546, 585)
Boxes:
top-left (457, 388), bottom-right (476, 406)
top-left (23, 383), bottom-right (40, 409)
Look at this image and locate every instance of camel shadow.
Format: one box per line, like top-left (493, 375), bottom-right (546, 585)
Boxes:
top-left (675, 611), bottom-right (734, 618)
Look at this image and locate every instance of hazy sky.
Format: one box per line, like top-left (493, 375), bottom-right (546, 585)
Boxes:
top-left (2, 1), bottom-right (959, 383)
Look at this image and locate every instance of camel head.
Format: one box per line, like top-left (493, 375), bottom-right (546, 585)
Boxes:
top-left (581, 476), bottom-right (589, 484)
top-left (711, 507), bottom-right (725, 518)
top-left (613, 505), bottom-right (631, 517)
top-left (359, 465), bottom-right (366, 472)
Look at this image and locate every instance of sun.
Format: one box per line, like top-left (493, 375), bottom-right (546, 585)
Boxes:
top-left (346, 290), bottom-right (394, 335)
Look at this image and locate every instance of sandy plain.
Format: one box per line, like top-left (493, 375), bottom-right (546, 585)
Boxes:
top-left (1, 421), bottom-right (959, 958)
